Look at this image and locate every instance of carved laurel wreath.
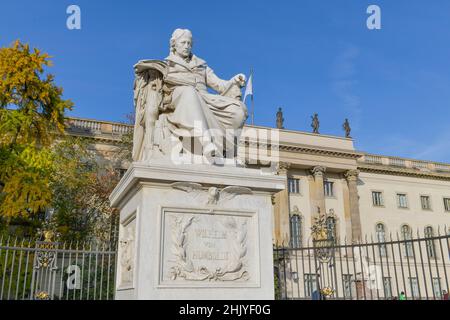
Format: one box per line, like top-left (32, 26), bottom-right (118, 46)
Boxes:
top-left (170, 215), bottom-right (249, 282)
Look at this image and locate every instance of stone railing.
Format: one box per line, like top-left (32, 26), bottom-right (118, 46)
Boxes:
top-left (112, 123), bottom-right (132, 134)
top-left (363, 154), bottom-right (383, 165)
top-left (389, 157), bottom-right (406, 167)
top-left (435, 163), bottom-right (450, 173)
top-left (359, 153), bottom-right (450, 174)
top-left (68, 118), bottom-right (102, 133)
top-left (65, 117), bottom-right (133, 137)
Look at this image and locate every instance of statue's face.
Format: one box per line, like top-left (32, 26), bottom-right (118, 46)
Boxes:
top-left (174, 36), bottom-right (192, 58)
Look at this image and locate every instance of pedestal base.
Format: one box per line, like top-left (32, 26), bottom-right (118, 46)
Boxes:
top-left (109, 162), bottom-right (285, 300)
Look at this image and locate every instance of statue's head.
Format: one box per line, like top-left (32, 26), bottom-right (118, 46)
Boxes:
top-left (170, 28), bottom-right (193, 58)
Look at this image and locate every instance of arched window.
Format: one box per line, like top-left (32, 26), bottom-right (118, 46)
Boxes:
top-left (326, 216), bottom-right (336, 243)
top-left (401, 225), bottom-right (414, 257)
top-left (376, 223), bottom-right (387, 256)
top-left (289, 214), bottom-right (302, 248)
top-left (425, 226), bottom-right (436, 258)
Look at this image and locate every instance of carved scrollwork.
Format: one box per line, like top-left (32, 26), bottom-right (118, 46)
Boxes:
top-left (169, 215), bottom-right (249, 282)
top-left (344, 169), bottom-right (360, 181)
top-left (275, 161), bottom-right (291, 175)
top-left (34, 242), bottom-right (58, 270)
top-left (311, 166), bottom-right (326, 176)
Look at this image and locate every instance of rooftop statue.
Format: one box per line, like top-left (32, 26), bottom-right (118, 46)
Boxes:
top-left (276, 107), bottom-right (284, 129)
top-left (343, 118), bottom-right (351, 138)
top-left (311, 113), bottom-right (320, 134)
top-left (132, 29), bottom-right (248, 164)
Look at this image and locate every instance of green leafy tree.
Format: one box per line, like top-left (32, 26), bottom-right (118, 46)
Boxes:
top-left (0, 40), bottom-right (73, 218)
top-left (49, 137), bottom-right (121, 242)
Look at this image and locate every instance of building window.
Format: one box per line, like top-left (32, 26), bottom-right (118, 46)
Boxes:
top-left (401, 225), bottom-right (414, 257)
top-left (289, 214), bottom-right (302, 248)
top-left (326, 216), bottom-right (337, 242)
top-left (409, 277), bottom-right (420, 299)
top-left (304, 274), bottom-right (318, 298)
top-left (397, 193), bottom-right (408, 208)
top-left (376, 223), bottom-right (387, 257)
top-left (425, 226), bottom-right (436, 258)
top-left (372, 191), bottom-right (384, 207)
top-left (444, 198), bottom-right (450, 212)
top-left (342, 274), bottom-right (353, 299)
top-left (432, 278), bottom-right (442, 299)
top-left (288, 178), bottom-right (300, 194)
top-left (420, 196), bottom-right (431, 210)
top-left (324, 181), bottom-right (334, 197)
top-left (383, 277), bottom-right (392, 299)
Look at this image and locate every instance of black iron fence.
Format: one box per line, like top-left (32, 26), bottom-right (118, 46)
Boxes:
top-left (3, 230), bottom-right (449, 300)
top-left (274, 228), bottom-right (450, 300)
top-left (0, 237), bottom-right (117, 300)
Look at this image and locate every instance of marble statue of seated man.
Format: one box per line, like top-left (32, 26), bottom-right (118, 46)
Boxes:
top-left (132, 28), bottom-right (248, 164)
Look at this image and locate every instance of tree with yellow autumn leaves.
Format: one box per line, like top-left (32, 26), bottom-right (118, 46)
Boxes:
top-left (0, 40), bottom-right (72, 218)
top-left (0, 41), bottom-right (120, 242)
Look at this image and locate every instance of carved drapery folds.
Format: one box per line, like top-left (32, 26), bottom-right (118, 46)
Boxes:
top-left (132, 61), bottom-right (168, 161)
top-left (132, 30), bottom-right (248, 164)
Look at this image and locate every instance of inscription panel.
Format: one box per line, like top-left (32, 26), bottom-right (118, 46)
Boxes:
top-left (159, 207), bottom-right (260, 287)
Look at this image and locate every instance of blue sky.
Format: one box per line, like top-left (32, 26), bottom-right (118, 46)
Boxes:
top-left (2, 0), bottom-right (450, 162)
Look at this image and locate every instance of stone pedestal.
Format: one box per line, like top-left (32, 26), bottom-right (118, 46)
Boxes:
top-left (109, 162), bottom-right (285, 300)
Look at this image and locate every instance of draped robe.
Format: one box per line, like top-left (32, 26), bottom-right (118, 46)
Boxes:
top-left (164, 54), bottom-right (248, 156)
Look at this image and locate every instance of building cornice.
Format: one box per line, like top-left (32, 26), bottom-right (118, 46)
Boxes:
top-left (242, 140), bottom-right (362, 159)
top-left (63, 117), bottom-right (450, 178)
top-left (278, 143), bottom-right (362, 159)
top-left (358, 164), bottom-right (450, 181)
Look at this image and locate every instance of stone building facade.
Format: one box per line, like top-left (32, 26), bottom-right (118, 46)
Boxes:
top-left (65, 117), bottom-right (450, 245)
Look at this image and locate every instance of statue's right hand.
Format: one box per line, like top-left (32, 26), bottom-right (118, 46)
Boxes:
top-left (232, 74), bottom-right (246, 87)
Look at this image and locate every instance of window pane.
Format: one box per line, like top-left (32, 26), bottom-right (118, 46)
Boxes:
top-left (409, 278), bottom-right (419, 298)
top-left (326, 217), bottom-right (336, 242)
top-left (288, 178), bottom-right (300, 194)
top-left (383, 277), bottom-right (392, 299)
top-left (425, 227), bottom-right (436, 258)
top-left (432, 278), bottom-right (441, 298)
top-left (343, 275), bottom-right (353, 298)
top-left (372, 192), bottom-right (383, 206)
top-left (402, 225), bottom-right (414, 257)
top-left (421, 196), bottom-right (431, 210)
top-left (324, 181), bottom-right (334, 197)
top-left (290, 215), bottom-right (302, 248)
top-left (304, 274), bottom-right (318, 298)
top-left (376, 224), bottom-right (387, 256)
top-left (397, 194), bottom-right (408, 208)
top-left (444, 198), bottom-right (450, 211)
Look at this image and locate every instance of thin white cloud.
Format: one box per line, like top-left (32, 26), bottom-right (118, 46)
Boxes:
top-left (331, 44), bottom-right (362, 130)
top-left (367, 131), bottom-right (450, 163)
top-left (413, 129), bottom-right (450, 163)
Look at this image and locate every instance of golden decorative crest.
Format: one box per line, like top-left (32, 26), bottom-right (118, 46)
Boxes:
top-left (311, 214), bottom-right (328, 241)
